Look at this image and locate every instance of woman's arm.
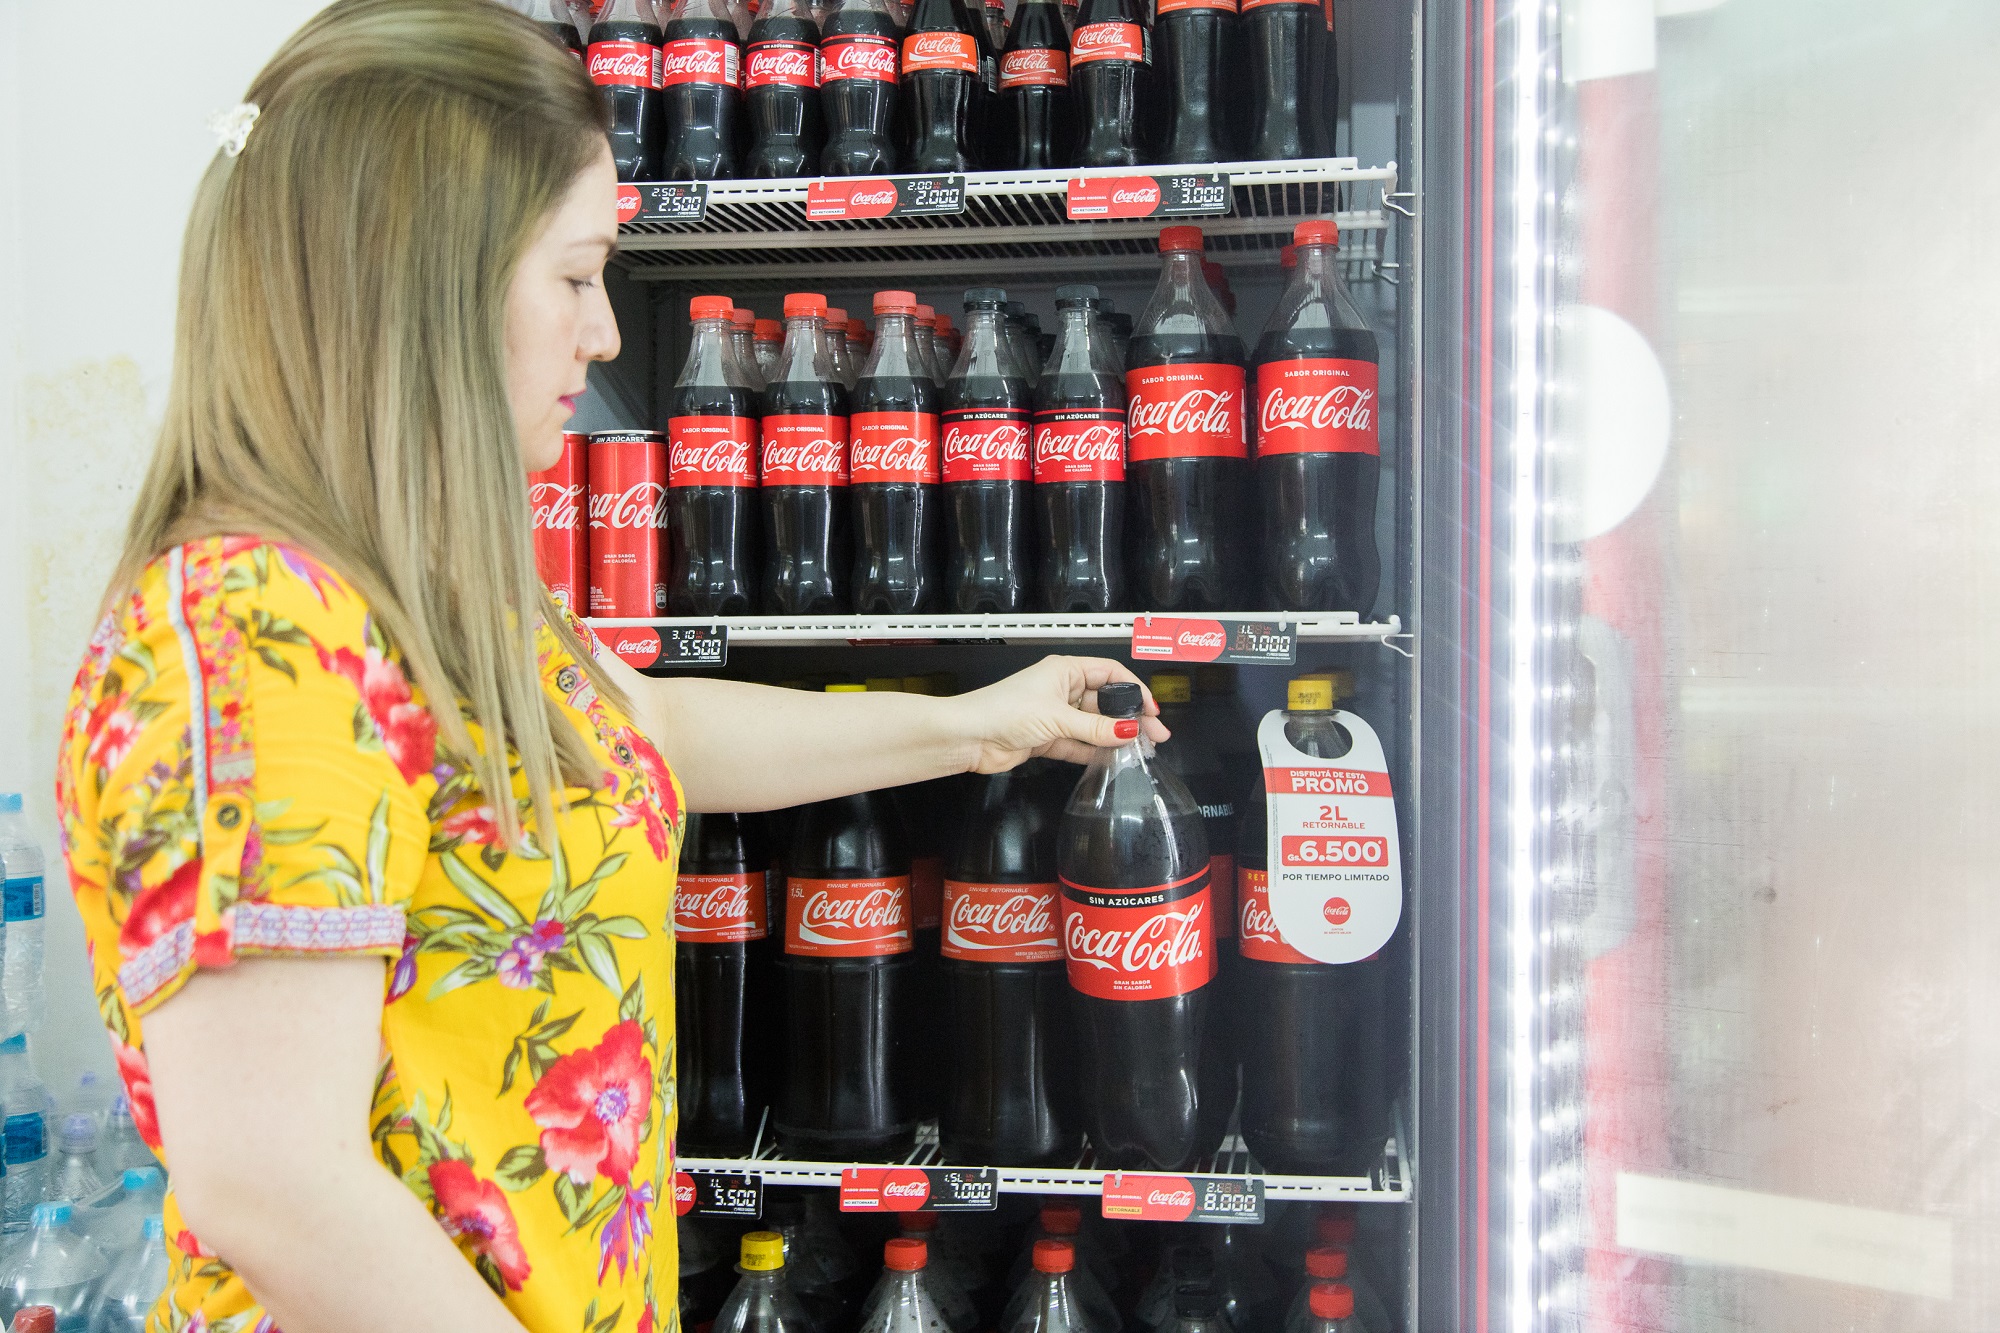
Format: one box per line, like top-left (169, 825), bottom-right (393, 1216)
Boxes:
top-left (597, 653), bottom-right (1166, 813)
top-left (141, 958), bottom-right (527, 1333)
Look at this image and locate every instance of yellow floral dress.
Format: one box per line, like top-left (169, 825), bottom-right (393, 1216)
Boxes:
top-left (56, 537), bottom-right (683, 1333)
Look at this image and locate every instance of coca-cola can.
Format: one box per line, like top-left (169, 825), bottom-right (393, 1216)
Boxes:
top-left (529, 432), bottom-right (589, 612)
top-left (587, 430), bottom-right (669, 618)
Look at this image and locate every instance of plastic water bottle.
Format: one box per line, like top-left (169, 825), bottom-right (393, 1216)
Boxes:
top-left (92, 1103), bottom-right (149, 1181)
top-left (76, 1171), bottom-right (164, 1260)
top-left (63, 1079), bottom-right (107, 1139)
top-left (0, 797), bottom-right (31, 1039)
top-left (0, 1038), bottom-right (52, 1231)
top-left (0, 1203), bottom-right (107, 1331)
top-left (46, 1122), bottom-right (99, 1211)
top-left (86, 1215), bottom-right (167, 1333)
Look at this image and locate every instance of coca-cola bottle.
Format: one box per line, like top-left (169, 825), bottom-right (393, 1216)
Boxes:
top-left (1156, 0), bottom-right (1232, 162)
top-left (943, 288), bottom-right (1034, 614)
top-left (1058, 680), bottom-right (1215, 1170)
top-left (913, 304), bottom-right (947, 387)
top-left (822, 306), bottom-right (859, 389)
top-left (661, 0), bottom-right (743, 178)
top-left (1032, 285), bottom-right (1126, 613)
top-left (1302, 1285), bottom-right (1360, 1333)
top-left (730, 306), bottom-right (768, 392)
top-left (933, 312), bottom-right (962, 366)
top-left (776, 700), bottom-right (917, 1160)
top-left (1004, 301), bottom-right (1042, 387)
top-left (820, 0), bottom-right (902, 174)
top-left (1203, 260), bottom-right (1237, 318)
top-left (1245, 0), bottom-right (1331, 160)
top-left (1069, 0), bottom-right (1147, 167)
top-left (903, 0), bottom-right (985, 171)
top-left (1253, 221), bottom-right (1380, 614)
top-left (1150, 672), bottom-right (1236, 965)
top-left (668, 296), bottom-right (761, 615)
top-left (858, 1240), bottom-right (955, 1333)
top-left (846, 317), bottom-right (873, 372)
top-left (1003, 1241), bottom-right (1094, 1333)
top-left (761, 292), bottom-right (851, 614)
top-left (984, 0), bottom-right (1008, 53)
top-left (533, 0), bottom-right (587, 56)
top-left (1125, 226), bottom-right (1251, 611)
top-left (675, 811), bottom-right (780, 1155)
top-left (850, 290), bottom-right (943, 613)
top-left (941, 767), bottom-right (1075, 1165)
top-left (1283, 1247), bottom-right (1387, 1333)
top-left (755, 317), bottom-right (786, 382)
top-left (999, 0), bottom-right (1074, 168)
top-left (589, 0), bottom-right (666, 181)
top-left (747, 0), bottom-right (824, 176)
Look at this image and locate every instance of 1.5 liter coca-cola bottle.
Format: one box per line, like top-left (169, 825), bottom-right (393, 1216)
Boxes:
top-left (1069, 0), bottom-right (1148, 167)
top-left (533, 0), bottom-right (587, 57)
top-left (1244, 0), bottom-right (1332, 160)
top-left (746, 0), bottom-right (823, 176)
top-left (661, 0), bottom-right (744, 178)
top-left (1126, 226), bottom-right (1251, 611)
top-left (943, 288), bottom-right (1034, 613)
top-left (941, 766), bottom-right (1076, 1165)
top-left (999, 0), bottom-right (1074, 168)
top-left (1253, 221), bottom-right (1381, 614)
top-left (730, 306), bottom-right (767, 392)
top-left (903, 0), bottom-right (985, 170)
top-left (1156, 0), bottom-right (1233, 162)
top-left (820, 0), bottom-right (902, 174)
top-left (676, 811), bottom-right (780, 1155)
top-left (589, 0), bottom-right (666, 181)
top-left (762, 292), bottom-right (852, 614)
top-left (668, 296), bottom-right (760, 615)
top-left (850, 290), bottom-right (943, 613)
top-left (1059, 680), bottom-right (1216, 1170)
top-left (1032, 285), bottom-right (1127, 613)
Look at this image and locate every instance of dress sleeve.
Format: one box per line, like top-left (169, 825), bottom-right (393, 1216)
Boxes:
top-left (84, 541), bottom-right (433, 1017)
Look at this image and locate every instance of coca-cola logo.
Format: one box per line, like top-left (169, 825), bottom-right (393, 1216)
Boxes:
top-left (1112, 185), bottom-right (1161, 206)
top-left (949, 890), bottom-right (1054, 937)
top-left (847, 187), bottom-right (896, 205)
top-left (1177, 628), bottom-right (1225, 649)
top-left (1261, 382), bottom-right (1375, 435)
top-left (674, 1172), bottom-right (697, 1213)
top-left (606, 629), bottom-right (661, 668)
top-left (746, 45), bottom-right (816, 82)
top-left (850, 436), bottom-right (933, 475)
top-left (1129, 387), bottom-right (1238, 438)
top-left (1323, 897), bottom-right (1352, 926)
top-left (680, 881), bottom-right (753, 922)
top-left (670, 439), bottom-right (754, 479)
top-left (908, 32), bottom-right (968, 57)
top-left (801, 885), bottom-right (907, 932)
top-left (1064, 900), bottom-right (1206, 976)
top-left (1148, 1188), bottom-right (1196, 1208)
top-left (823, 37), bottom-right (899, 78)
top-left (529, 481), bottom-right (584, 531)
top-left (1035, 423), bottom-right (1124, 464)
top-left (944, 425), bottom-right (1029, 463)
top-left (1241, 895), bottom-right (1282, 941)
top-left (590, 481), bottom-right (668, 530)
top-left (762, 436), bottom-right (844, 475)
top-left (586, 41), bottom-right (659, 86)
top-left (1073, 21), bottom-right (1137, 51)
top-left (881, 1179), bottom-right (929, 1199)
top-left (661, 43), bottom-right (732, 79)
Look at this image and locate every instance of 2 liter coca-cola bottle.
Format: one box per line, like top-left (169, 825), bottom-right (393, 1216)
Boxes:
top-left (1033, 285), bottom-right (1126, 613)
top-left (943, 288), bottom-right (1034, 613)
top-left (676, 811), bottom-right (780, 1155)
top-left (588, 0), bottom-right (665, 181)
top-left (761, 293), bottom-right (852, 613)
top-left (668, 296), bottom-right (760, 615)
top-left (820, 0), bottom-right (902, 174)
top-left (746, 0), bottom-right (823, 176)
top-left (850, 291), bottom-right (943, 613)
top-left (660, 0), bottom-right (743, 178)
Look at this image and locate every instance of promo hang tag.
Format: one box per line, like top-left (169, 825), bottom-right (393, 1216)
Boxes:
top-left (1259, 709), bottom-right (1401, 963)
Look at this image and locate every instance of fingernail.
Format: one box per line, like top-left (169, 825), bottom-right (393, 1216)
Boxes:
top-left (1114, 720), bottom-right (1139, 740)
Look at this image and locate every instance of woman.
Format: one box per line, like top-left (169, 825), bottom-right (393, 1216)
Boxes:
top-left (53, 2), bottom-right (1160, 1330)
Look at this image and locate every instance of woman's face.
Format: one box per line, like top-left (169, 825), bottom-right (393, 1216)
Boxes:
top-left (506, 144), bottom-right (622, 473)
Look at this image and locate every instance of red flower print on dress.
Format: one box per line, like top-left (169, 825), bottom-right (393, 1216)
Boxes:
top-left (111, 1038), bottom-right (163, 1152)
top-left (428, 1159), bottom-right (532, 1291)
top-left (316, 643), bottom-right (439, 784)
top-left (523, 1020), bottom-right (652, 1186)
top-left (439, 806), bottom-right (502, 846)
top-left (119, 856), bottom-right (200, 960)
top-left (609, 794), bottom-right (673, 864)
top-left (84, 703), bottom-right (140, 775)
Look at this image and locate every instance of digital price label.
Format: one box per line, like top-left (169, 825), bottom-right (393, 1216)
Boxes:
top-left (1280, 835), bottom-right (1390, 868)
top-left (1130, 616), bottom-right (1297, 665)
top-left (673, 1171), bottom-right (763, 1218)
top-left (806, 175), bottom-right (967, 220)
top-left (617, 181), bottom-right (711, 225)
top-left (1100, 1173), bottom-right (1265, 1224)
top-left (1066, 172), bottom-right (1231, 220)
top-left (839, 1167), bottom-right (999, 1212)
top-left (599, 624), bottom-right (728, 669)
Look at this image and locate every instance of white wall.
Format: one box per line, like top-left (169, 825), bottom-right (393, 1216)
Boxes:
top-left (0, 2), bottom-right (332, 1097)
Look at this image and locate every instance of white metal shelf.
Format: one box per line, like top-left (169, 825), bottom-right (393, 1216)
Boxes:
top-left (585, 611), bottom-right (1402, 647)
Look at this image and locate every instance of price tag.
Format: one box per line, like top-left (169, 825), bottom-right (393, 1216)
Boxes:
top-left (805, 175), bottom-right (967, 220)
top-left (673, 1171), bottom-right (763, 1218)
top-left (617, 181), bottom-right (710, 225)
top-left (839, 1167), bottom-right (999, 1212)
top-left (1100, 1173), bottom-right (1265, 1224)
top-left (1130, 616), bottom-right (1296, 665)
top-left (1260, 709), bottom-right (1402, 963)
top-left (595, 624), bottom-right (727, 669)
top-left (1066, 172), bottom-right (1231, 220)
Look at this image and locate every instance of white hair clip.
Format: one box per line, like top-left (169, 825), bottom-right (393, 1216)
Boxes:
top-left (207, 102), bottom-right (261, 157)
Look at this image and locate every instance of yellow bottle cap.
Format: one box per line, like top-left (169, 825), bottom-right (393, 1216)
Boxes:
top-left (1288, 677), bottom-right (1335, 711)
top-left (825, 683), bottom-right (867, 693)
top-left (864, 677), bottom-right (904, 692)
top-left (740, 1231), bottom-right (787, 1271)
top-left (1150, 672), bottom-right (1193, 705)
top-left (901, 675), bottom-right (931, 695)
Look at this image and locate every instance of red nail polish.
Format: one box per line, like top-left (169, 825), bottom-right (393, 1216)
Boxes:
top-left (1114, 720), bottom-right (1139, 740)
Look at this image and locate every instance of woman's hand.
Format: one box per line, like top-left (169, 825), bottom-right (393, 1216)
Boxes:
top-left (947, 656), bottom-right (1170, 772)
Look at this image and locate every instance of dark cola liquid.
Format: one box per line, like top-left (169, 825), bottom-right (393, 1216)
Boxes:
top-left (1126, 330), bottom-right (1253, 613)
top-left (675, 812), bottom-right (780, 1156)
top-left (851, 371), bottom-right (941, 613)
top-left (1000, 1), bottom-right (1076, 168)
top-left (668, 377), bottom-right (759, 616)
top-left (761, 371), bottom-right (850, 614)
top-left (1245, 0), bottom-right (1332, 160)
top-left (895, 782), bottom-right (945, 1123)
top-left (747, 13), bottom-right (823, 177)
top-left (1034, 368), bottom-right (1126, 613)
top-left (820, 5), bottom-right (901, 175)
top-left (539, 19), bottom-right (585, 57)
top-left (1156, 6), bottom-right (1230, 163)
top-left (592, 18), bottom-right (665, 181)
top-left (944, 374), bottom-right (1033, 614)
top-left (661, 14), bottom-right (741, 179)
top-left (1071, 0), bottom-right (1146, 167)
top-left (904, 0), bottom-right (980, 171)
top-left (776, 790), bottom-right (917, 1160)
top-left (1254, 323), bottom-right (1381, 614)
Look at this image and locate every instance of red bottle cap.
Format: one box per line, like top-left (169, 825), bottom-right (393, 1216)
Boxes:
top-left (1316, 1214), bottom-right (1357, 1244)
top-left (915, 303), bottom-right (937, 320)
top-left (690, 295), bottom-right (734, 321)
top-left (1308, 1284), bottom-right (1354, 1321)
top-left (847, 319), bottom-right (869, 339)
top-left (1032, 1239), bottom-right (1075, 1273)
top-left (10, 1310), bottom-right (55, 1333)
top-left (1303, 1244), bottom-right (1349, 1280)
top-left (885, 1238), bottom-right (928, 1271)
top-left (755, 318), bottom-right (784, 342)
top-left (730, 307), bottom-right (754, 328)
top-left (933, 313), bottom-right (955, 333)
top-left (1280, 244), bottom-right (1298, 270)
top-left (1203, 259), bottom-right (1230, 290)
top-left (1159, 224), bottom-right (1206, 253)
top-left (1294, 219), bottom-right (1340, 248)
top-left (826, 306), bottom-right (849, 324)
top-left (1041, 1202), bottom-right (1082, 1235)
top-left (784, 292), bottom-right (828, 318)
top-left (874, 290), bottom-right (920, 316)
top-left (900, 1211), bottom-right (938, 1233)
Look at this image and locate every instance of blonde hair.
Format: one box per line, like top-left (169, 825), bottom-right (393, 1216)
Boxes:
top-left (114, 0), bottom-right (627, 842)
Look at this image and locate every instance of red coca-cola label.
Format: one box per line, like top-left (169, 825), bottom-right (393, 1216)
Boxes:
top-left (1125, 363), bottom-right (1248, 461)
top-left (785, 876), bottom-right (913, 956)
top-left (587, 432), bottom-right (668, 618)
top-left (850, 411), bottom-right (941, 485)
top-left (1157, 0), bottom-right (1237, 11)
top-left (675, 871), bottom-right (771, 943)
top-left (942, 409), bottom-right (1031, 483)
top-left (821, 33), bottom-right (900, 82)
top-left (1032, 409), bottom-right (1126, 483)
top-left (529, 433), bottom-right (588, 612)
top-left (661, 38), bottom-right (742, 87)
top-left (1237, 867), bottom-right (1315, 963)
top-left (911, 856), bottom-right (943, 930)
top-left (586, 39), bottom-right (663, 89)
top-left (746, 39), bottom-right (820, 87)
top-left (1059, 865), bottom-right (1214, 1000)
top-left (1254, 359), bottom-right (1379, 457)
top-left (942, 881), bottom-right (1062, 963)
top-left (1239, 0), bottom-right (1315, 8)
top-left (999, 47), bottom-right (1068, 88)
top-left (761, 415), bottom-right (849, 486)
top-left (902, 30), bottom-right (979, 73)
top-left (669, 415), bottom-right (758, 488)
top-left (1070, 20), bottom-right (1144, 64)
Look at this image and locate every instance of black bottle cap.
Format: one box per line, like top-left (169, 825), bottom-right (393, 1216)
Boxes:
top-left (1173, 1287), bottom-right (1223, 1320)
top-left (964, 287), bottom-right (1008, 309)
top-left (1055, 284), bottom-right (1100, 307)
top-left (1098, 682), bottom-right (1143, 719)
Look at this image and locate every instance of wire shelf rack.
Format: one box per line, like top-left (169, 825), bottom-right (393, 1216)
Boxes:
top-left (583, 611), bottom-right (1402, 648)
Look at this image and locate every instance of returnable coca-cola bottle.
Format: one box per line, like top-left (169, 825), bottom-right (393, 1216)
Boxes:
top-left (661, 0), bottom-right (743, 178)
top-left (533, 0), bottom-right (587, 57)
top-left (676, 811), bottom-right (780, 1155)
top-left (1245, 0), bottom-right (1331, 160)
top-left (1253, 220), bottom-right (1380, 614)
top-left (820, 0), bottom-right (902, 175)
top-left (999, 0), bottom-right (1074, 168)
top-left (761, 292), bottom-right (852, 614)
top-left (1059, 680), bottom-right (1216, 1170)
top-left (1069, 0), bottom-right (1147, 167)
top-left (589, 0), bottom-right (666, 181)
top-left (1032, 285), bottom-right (1126, 613)
top-left (1156, 0), bottom-right (1232, 162)
top-left (903, 0), bottom-right (984, 171)
top-left (1125, 226), bottom-right (1251, 611)
top-left (669, 296), bottom-right (761, 615)
top-left (850, 290), bottom-right (943, 613)
top-left (776, 694), bottom-right (917, 1160)
top-left (941, 766), bottom-right (1076, 1165)
top-left (943, 288), bottom-right (1033, 614)
top-left (746, 0), bottom-right (824, 177)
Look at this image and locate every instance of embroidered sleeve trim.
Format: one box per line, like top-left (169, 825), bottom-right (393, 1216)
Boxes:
top-left (119, 902), bottom-right (409, 1009)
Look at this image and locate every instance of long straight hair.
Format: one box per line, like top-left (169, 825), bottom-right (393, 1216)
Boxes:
top-left (113, 0), bottom-right (628, 842)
